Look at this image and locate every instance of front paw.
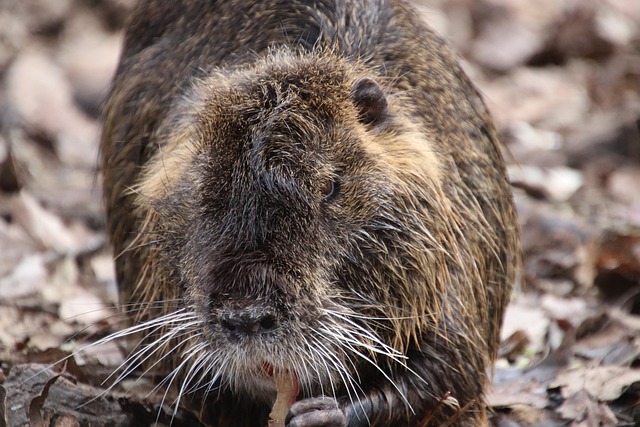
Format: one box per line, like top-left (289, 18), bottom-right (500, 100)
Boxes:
top-left (285, 397), bottom-right (346, 427)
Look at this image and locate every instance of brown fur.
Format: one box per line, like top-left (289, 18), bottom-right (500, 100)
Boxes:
top-left (101, 1), bottom-right (521, 426)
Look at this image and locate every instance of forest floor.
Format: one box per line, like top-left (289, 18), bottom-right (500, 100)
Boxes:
top-left (0, 0), bottom-right (639, 426)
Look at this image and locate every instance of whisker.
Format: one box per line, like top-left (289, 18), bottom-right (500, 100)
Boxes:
top-left (330, 338), bottom-right (414, 414)
top-left (185, 350), bottom-right (221, 395)
top-left (309, 334), bottom-right (364, 416)
top-left (203, 355), bottom-right (227, 398)
top-left (149, 337), bottom-right (210, 426)
top-left (322, 311), bottom-right (406, 359)
top-left (103, 320), bottom-right (201, 391)
top-left (76, 313), bottom-right (202, 411)
top-left (323, 307), bottom-right (420, 322)
top-left (171, 342), bottom-right (209, 423)
top-left (297, 333), bottom-right (325, 397)
top-left (22, 309), bottom-right (195, 387)
top-left (306, 336), bottom-right (339, 404)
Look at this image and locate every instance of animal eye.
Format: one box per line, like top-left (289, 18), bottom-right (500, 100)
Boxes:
top-left (320, 177), bottom-right (340, 201)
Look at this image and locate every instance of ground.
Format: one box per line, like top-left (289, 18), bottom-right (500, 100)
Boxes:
top-left (0, 0), bottom-right (639, 426)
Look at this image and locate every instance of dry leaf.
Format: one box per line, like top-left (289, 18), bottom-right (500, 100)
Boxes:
top-left (0, 385), bottom-right (8, 427)
top-left (0, 254), bottom-right (47, 299)
top-left (501, 295), bottom-right (550, 354)
top-left (29, 373), bottom-right (61, 427)
top-left (11, 191), bottom-right (79, 253)
top-left (552, 365), bottom-right (640, 401)
top-left (556, 389), bottom-right (618, 425)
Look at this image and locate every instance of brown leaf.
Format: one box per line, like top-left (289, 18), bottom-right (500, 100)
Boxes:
top-left (488, 374), bottom-right (550, 409)
top-left (0, 385), bottom-right (8, 427)
top-left (29, 373), bottom-right (61, 427)
top-left (53, 415), bottom-right (80, 427)
top-left (0, 148), bottom-right (22, 193)
top-left (501, 294), bottom-right (550, 355)
top-left (556, 390), bottom-right (618, 425)
top-left (499, 330), bottom-right (530, 361)
top-left (596, 231), bottom-right (640, 279)
top-left (575, 312), bottom-right (640, 365)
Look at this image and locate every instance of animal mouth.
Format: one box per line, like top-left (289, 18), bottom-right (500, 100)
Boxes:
top-left (259, 363), bottom-right (300, 395)
top-left (261, 362), bottom-right (276, 378)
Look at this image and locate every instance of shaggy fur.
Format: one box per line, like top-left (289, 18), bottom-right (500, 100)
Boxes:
top-left (100, 1), bottom-right (521, 426)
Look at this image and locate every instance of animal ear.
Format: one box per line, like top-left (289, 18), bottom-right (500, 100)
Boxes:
top-left (351, 77), bottom-right (388, 126)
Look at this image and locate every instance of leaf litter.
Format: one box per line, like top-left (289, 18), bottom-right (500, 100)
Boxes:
top-left (1, 0), bottom-right (640, 425)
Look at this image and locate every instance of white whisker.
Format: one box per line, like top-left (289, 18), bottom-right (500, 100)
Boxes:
top-left (103, 321), bottom-right (201, 392)
top-left (309, 334), bottom-right (365, 417)
top-left (171, 342), bottom-right (209, 423)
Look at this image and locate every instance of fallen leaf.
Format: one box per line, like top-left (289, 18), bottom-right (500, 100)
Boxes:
top-left (29, 373), bottom-right (61, 427)
top-left (58, 289), bottom-right (110, 326)
top-left (488, 373), bottom-right (550, 409)
top-left (0, 254), bottom-right (47, 299)
top-left (11, 191), bottom-right (80, 253)
top-left (596, 231), bottom-right (640, 278)
top-left (53, 415), bottom-right (80, 427)
top-left (556, 389), bottom-right (618, 425)
top-left (501, 294), bottom-right (550, 354)
top-left (0, 385), bottom-right (7, 427)
top-left (552, 365), bottom-right (640, 401)
top-left (541, 294), bottom-right (589, 325)
top-left (574, 313), bottom-right (640, 365)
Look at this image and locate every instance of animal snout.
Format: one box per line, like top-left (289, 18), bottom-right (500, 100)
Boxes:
top-left (219, 309), bottom-right (278, 340)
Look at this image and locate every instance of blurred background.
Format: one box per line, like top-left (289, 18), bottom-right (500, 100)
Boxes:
top-left (0, 0), bottom-right (639, 425)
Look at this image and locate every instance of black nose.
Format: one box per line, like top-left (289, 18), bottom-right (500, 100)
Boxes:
top-left (220, 310), bottom-right (278, 340)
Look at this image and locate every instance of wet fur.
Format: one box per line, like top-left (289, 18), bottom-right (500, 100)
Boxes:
top-left (101, 0), bottom-right (520, 426)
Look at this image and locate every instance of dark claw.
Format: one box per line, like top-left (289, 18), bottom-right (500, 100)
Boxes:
top-left (285, 397), bottom-right (347, 427)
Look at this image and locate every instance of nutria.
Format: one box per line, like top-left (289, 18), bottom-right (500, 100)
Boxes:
top-left (100, 0), bottom-right (521, 426)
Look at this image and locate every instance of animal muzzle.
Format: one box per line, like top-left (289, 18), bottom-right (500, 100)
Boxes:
top-left (219, 307), bottom-right (279, 341)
